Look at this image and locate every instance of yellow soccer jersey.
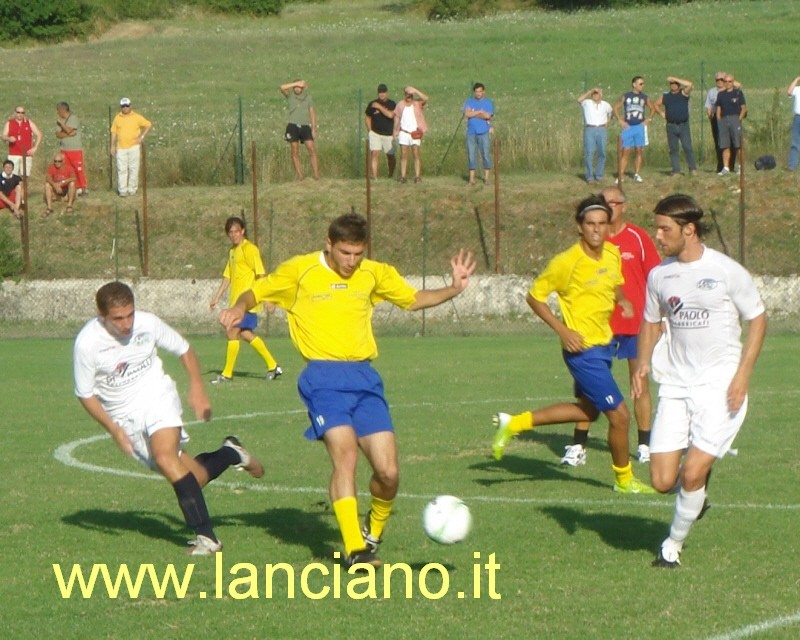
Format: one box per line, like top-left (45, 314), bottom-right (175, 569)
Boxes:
top-left (251, 251), bottom-right (418, 361)
top-left (223, 238), bottom-right (265, 312)
top-left (530, 242), bottom-right (624, 347)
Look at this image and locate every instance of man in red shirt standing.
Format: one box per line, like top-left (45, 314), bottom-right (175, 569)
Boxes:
top-left (44, 153), bottom-right (77, 216)
top-left (560, 185), bottom-right (662, 467)
top-left (3, 106), bottom-right (42, 177)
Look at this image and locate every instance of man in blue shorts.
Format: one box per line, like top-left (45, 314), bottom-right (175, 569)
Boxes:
top-left (491, 194), bottom-right (655, 494)
top-left (614, 76), bottom-right (658, 183)
top-left (219, 213), bottom-right (476, 568)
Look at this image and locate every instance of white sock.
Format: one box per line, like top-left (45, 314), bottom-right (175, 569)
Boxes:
top-left (669, 486), bottom-right (706, 545)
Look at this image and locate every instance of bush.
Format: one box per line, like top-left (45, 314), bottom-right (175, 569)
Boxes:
top-left (538, 0), bottom-right (689, 9)
top-left (420, 0), bottom-right (498, 21)
top-left (204, 0), bottom-right (285, 16)
top-left (0, 1), bottom-right (94, 42)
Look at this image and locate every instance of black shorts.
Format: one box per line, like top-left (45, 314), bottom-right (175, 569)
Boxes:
top-left (284, 123), bottom-right (313, 143)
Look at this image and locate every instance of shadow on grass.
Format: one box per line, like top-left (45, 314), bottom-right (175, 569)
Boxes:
top-left (62, 509), bottom-right (187, 546)
top-left (539, 506), bottom-right (665, 552)
top-left (218, 505), bottom-right (339, 561)
top-left (62, 504), bottom-right (339, 559)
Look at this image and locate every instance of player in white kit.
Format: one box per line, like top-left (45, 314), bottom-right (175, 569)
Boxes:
top-left (73, 281), bottom-right (265, 555)
top-left (632, 194), bottom-right (767, 568)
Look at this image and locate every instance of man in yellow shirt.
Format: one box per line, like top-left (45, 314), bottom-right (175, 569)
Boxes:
top-left (219, 213), bottom-right (476, 568)
top-left (209, 216), bottom-right (281, 383)
top-left (109, 97), bottom-right (152, 197)
top-left (491, 194), bottom-right (655, 494)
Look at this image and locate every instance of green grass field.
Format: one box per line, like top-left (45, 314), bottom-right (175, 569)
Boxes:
top-left (2, 333), bottom-right (798, 639)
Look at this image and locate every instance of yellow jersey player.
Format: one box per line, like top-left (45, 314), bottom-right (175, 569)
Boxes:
top-left (210, 216), bottom-right (281, 383)
top-left (219, 213), bottom-right (476, 568)
top-left (491, 194), bottom-right (655, 494)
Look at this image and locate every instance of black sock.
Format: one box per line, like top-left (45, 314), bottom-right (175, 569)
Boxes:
top-left (172, 472), bottom-right (216, 540)
top-left (573, 428), bottom-right (589, 447)
top-left (638, 430), bottom-right (651, 447)
top-left (194, 446), bottom-right (240, 482)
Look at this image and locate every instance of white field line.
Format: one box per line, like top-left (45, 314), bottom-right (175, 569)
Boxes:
top-left (704, 610), bottom-right (800, 640)
top-left (54, 406), bottom-right (800, 512)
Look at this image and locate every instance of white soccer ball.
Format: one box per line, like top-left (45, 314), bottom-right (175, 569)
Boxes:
top-left (422, 495), bottom-right (472, 544)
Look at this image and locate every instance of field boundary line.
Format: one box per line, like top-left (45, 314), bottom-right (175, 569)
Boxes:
top-left (704, 609), bottom-right (800, 640)
top-left (55, 432), bottom-right (800, 512)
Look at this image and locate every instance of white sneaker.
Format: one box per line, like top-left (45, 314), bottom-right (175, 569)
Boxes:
top-left (560, 444), bottom-right (587, 467)
top-left (186, 534), bottom-right (222, 556)
top-left (223, 435), bottom-right (265, 478)
top-left (637, 444), bottom-right (651, 463)
top-left (717, 167), bottom-right (730, 176)
top-left (633, 174), bottom-right (643, 183)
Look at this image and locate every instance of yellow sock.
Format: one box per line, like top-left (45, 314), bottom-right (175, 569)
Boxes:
top-left (332, 496), bottom-right (365, 556)
top-left (510, 411), bottom-right (535, 433)
top-left (368, 496), bottom-right (394, 540)
top-left (221, 340), bottom-right (240, 378)
top-left (612, 462), bottom-right (633, 485)
top-left (250, 336), bottom-right (277, 370)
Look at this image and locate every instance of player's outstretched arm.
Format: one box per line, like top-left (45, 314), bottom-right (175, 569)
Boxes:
top-left (408, 249), bottom-right (476, 310)
top-left (78, 396), bottom-right (134, 457)
top-left (219, 290), bottom-right (256, 330)
top-left (181, 347), bottom-right (211, 421)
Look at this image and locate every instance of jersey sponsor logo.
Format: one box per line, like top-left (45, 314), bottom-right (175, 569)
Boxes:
top-left (106, 356), bottom-right (152, 387)
top-left (696, 278), bottom-right (718, 290)
top-left (331, 283), bottom-right (347, 290)
top-left (671, 307), bottom-right (710, 329)
top-left (620, 251), bottom-right (635, 261)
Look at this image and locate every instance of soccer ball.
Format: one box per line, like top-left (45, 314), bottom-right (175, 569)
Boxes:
top-left (422, 495), bottom-right (472, 544)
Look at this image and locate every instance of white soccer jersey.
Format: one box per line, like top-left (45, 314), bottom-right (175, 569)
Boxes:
top-left (73, 310), bottom-right (190, 417)
top-left (644, 246), bottom-right (764, 388)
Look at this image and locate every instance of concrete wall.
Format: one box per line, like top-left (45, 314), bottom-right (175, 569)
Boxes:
top-left (0, 275), bottom-right (796, 324)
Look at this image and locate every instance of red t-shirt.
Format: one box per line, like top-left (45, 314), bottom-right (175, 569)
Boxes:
top-left (607, 222), bottom-right (661, 336)
top-left (47, 162), bottom-right (77, 185)
top-left (7, 118), bottom-right (33, 155)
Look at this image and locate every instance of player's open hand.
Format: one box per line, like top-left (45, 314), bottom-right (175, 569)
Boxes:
top-left (450, 249), bottom-right (477, 291)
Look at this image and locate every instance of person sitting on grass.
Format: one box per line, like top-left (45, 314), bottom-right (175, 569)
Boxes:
top-left (0, 159), bottom-right (22, 220)
top-left (44, 153), bottom-right (77, 216)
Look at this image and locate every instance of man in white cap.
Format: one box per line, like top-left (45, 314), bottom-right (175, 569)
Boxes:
top-left (110, 98), bottom-right (152, 196)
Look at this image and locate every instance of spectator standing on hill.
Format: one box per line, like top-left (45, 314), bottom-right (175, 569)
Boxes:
top-left (280, 79), bottom-right (320, 181)
top-left (394, 86), bottom-right (429, 184)
top-left (560, 186), bottom-right (661, 467)
top-left (577, 87), bottom-right (614, 183)
top-left (55, 102), bottom-right (88, 195)
top-left (3, 105), bottom-right (42, 177)
top-left (110, 97), bottom-right (152, 197)
top-left (0, 159), bottom-right (22, 219)
top-left (655, 76), bottom-right (697, 175)
top-left (614, 76), bottom-right (658, 183)
top-left (365, 84), bottom-right (396, 179)
top-left (44, 153), bottom-right (77, 216)
top-left (491, 194), bottom-right (655, 495)
top-left (74, 281), bottom-right (265, 556)
top-left (704, 72), bottom-right (735, 173)
top-left (209, 216), bottom-right (282, 384)
top-left (632, 194), bottom-right (766, 568)
top-left (219, 213), bottom-right (476, 569)
top-left (785, 74), bottom-right (800, 171)
top-left (463, 82), bottom-right (494, 185)
top-left (715, 75), bottom-right (747, 176)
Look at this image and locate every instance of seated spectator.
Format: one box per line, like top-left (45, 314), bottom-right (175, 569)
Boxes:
top-left (44, 153), bottom-right (77, 216)
top-left (0, 159), bottom-right (22, 219)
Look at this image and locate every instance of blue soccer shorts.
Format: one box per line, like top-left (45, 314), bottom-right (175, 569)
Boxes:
top-left (298, 360), bottom-right (394, 441)
top-left (563, 344), bottom-right (625, 413)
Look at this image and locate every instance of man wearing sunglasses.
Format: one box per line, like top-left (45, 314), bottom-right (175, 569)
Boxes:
top-left (3, 106), bottom-right (42, 178)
